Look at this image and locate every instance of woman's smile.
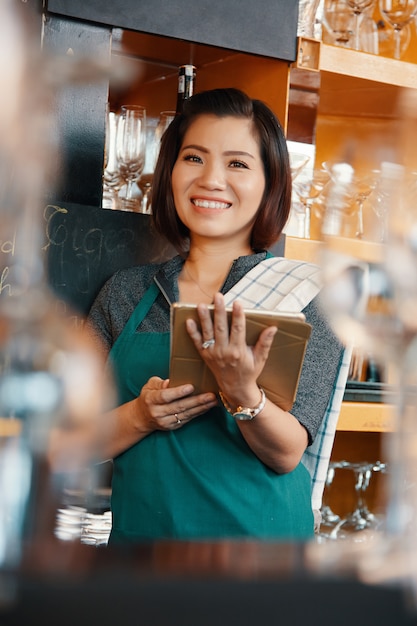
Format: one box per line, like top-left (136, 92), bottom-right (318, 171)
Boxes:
top-left (191, 197), bottom-right (232, 211)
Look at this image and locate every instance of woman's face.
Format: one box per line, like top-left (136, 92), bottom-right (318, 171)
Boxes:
top-left (171, 114), bottom-right (266, 246)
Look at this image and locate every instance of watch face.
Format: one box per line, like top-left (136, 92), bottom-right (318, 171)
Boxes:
top-left (233, 411), bottom-right (254, 421)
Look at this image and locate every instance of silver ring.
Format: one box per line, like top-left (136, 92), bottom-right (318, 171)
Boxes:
top-left (175, 413), bottom-right (182, 425)
top-left (202, 338), bottom-right (215, 349)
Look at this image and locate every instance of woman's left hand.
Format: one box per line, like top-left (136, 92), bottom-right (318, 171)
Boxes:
top-left (185, 293), bottom-right (277, 400)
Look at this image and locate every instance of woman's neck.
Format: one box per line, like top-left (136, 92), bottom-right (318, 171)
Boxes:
top-left (179, 242), bottom-right (253, 304)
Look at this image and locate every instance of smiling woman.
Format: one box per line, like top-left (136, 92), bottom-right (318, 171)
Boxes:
top-left (86, 87), bottom-right (345, 544)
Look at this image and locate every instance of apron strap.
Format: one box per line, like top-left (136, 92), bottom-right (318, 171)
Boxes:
top-left (110, 281), bottom-right (160, 358)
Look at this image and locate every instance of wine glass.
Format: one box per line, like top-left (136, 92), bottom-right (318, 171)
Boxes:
top-left (323, 161), bottom-right (380, 238)
top-left (351, 170), bottom-right (381, 238)
top-left (318, 461), bottom-right (348, 540)
top-left (287, 151), bottom-right (312, 237)
top-left (379, 0), bottom-right (417, 59)
top-left (329, 462), bottom-right (385, 539)
top-left (137, 111), bottom-right (176, 214)
top-left (289, 152), bottom-right (311, 181)
top-left (292, 168), bottom-right (330, 238)
top-left (322, 0), bottom-right (356, 46)
top-left (377, 16), bottom-right (412, 58)
top-left (102, 110), bottom-right (123, 210)
top-left (348, 0), bottom-right (376, 50)
top-left (117, 105), bottom-right (147, 212)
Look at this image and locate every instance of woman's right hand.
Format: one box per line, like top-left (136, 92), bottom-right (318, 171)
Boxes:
top-left (103, 376), bottom-right (217, 461)
top-left (136, 376), bottom-right (218, 433)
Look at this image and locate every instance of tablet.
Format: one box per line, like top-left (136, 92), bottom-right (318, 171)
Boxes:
top-left (169, 303), bottom-right (312, 411)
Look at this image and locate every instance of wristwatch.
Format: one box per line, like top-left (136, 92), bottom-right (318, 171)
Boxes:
top-left (219, 387), bottom-right (266, 421)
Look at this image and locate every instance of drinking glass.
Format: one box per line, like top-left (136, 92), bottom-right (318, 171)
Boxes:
top-left (293, 168), bottom-right (330, 238)
top-left (322, 0), bottom-right (356, 46)
top-left (117, 105), bottom-right (147, 212)
top-left (102, 110), bottom-right (123, 210)
top-left (322, 161), bottom-right (380, 239)
top-left (289, 152), bottom-right (311, 181)
top-left (379, 0), bottom-right (417, 59)
top-left (137, 111), bottom-right (175, 214)
top-left (318, 461), bottom-right (348, 540)
top-left (329, 462), bottom-right (386, 539)
top-left (348, 0), bottom-right (376, 50)
top-left (287, 152), bottom-right (312, 237)
top-left (297, 0), bottom-right (322, 37)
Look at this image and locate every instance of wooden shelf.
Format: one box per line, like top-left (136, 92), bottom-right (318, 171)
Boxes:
top-left (319, 42), bottom-right (417, 90)
top-left (337, 401), bottom-right (394, 432)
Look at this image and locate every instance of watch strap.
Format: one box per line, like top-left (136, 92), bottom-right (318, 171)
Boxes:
top-left (219, 387), bottom-right (266, 421)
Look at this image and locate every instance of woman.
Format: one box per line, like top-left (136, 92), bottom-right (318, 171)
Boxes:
top-left (88, 88), bottom-right (343, 542)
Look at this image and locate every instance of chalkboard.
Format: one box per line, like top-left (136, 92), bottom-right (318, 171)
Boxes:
top-left (43, 202), bottom-right (176, 316)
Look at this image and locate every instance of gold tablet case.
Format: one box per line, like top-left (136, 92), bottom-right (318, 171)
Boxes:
top-left (169, 303), bottom-right (312, 411)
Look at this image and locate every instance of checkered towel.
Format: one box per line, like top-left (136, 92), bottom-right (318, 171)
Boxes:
top-left (224, 256), bottom-right (351, 511)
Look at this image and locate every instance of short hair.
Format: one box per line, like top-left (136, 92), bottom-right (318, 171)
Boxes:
top-left (151, 87), bottom-right (292, 253)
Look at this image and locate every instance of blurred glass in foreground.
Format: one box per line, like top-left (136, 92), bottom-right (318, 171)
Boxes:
top-left (315, 151), bottom-right (417, 603)
top-left (0, 0), bottom-right (115, 607)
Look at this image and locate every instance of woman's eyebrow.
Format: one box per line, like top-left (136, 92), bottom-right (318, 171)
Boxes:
top-left (180, 143), bottom-right (208, 153)
top-left (181, 144), bottom-right (255, 160)
top-left (223, 150), bottom-right (256, 160)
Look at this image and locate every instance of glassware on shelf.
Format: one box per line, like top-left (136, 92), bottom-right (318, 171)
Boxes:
top-left (379, 0), bottom-right (417, 59)
top-left (155, 111), bottom-right (176, 147)
top-left (297, 0), bottom-right (323, 38)
top-left (328, 462), bottom-right (387, 540)
top-left (322, 161), bottom-right (380, 239)
top-left (377, 17), bottom-right (412, 58)
top-left (347, 0), bottom-right (377, 50)
top-left (117, 104), bottom-right (147, 212)
top-left (292, 168), bottom-right (330, 238)
top-left (102, 110), bottom-right (123, 210)
top-left (317, 461), bottom-right (347, 539)
top-left (137, 111), bottom-right (176, 214)
top-left (289, 152), bottom-right (311, 180)
top-left (322, 0), bottom-right (356, 46)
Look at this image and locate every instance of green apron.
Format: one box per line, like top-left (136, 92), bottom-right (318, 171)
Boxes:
top-left (108, 282), bottom-right (314, 543)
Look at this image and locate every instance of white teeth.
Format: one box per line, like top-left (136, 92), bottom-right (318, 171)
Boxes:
top-left (193, 199), bottom-right (230, 210)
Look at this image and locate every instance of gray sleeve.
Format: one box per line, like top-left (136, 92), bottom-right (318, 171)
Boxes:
top-left (87, 272), bottom-right (120, 356)
top-left (290, 296), bottom-right (344, 444)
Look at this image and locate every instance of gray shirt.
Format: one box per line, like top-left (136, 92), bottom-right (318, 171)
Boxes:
top-left (88, 252), bottom-right (344, 444)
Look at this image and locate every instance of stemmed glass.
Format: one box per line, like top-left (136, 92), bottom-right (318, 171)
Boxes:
top-left (379, 0), bottom-right (417, 59)
top-left (348, 0), bottom-right (376, 50)
top-left (102, 110), bottom-right (123, 210)
top-left (292, 168), bottom-right (330, 238)
top-left (318, 461), bottom-right (347, 539)
top-left (322, 0), bottom-right (356, 46)
top-left (289, 152), bottom-right (311, 181)
top-left (329, 462), bottom-right (386, 539)
top-left (137, 111), bottom-right (175, 214)
top-left (117, 105), bottom-right (147, 212)
top-left (351, 170), bottom-right (381, 238)
top-left (323, 162), bottom-right (379, 238)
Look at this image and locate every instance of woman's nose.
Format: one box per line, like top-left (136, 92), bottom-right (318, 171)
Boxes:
top-left (198, 160), bottom-right (226, 189)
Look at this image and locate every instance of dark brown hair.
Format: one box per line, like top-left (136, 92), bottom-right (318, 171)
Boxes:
top-left (151, 87), bottom-right (292, 252)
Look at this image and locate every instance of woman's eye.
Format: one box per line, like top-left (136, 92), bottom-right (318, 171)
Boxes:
top-left (229, 160), bottom-right (249, 169)
top-left (183, 153), bottom-right (202, 163)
